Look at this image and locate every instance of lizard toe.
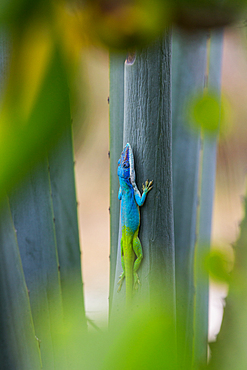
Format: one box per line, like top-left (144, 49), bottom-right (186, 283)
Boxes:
top-left (134, 273), bottom-right (141, 290)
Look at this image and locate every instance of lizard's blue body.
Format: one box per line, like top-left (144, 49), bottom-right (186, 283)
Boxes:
top-left (117, 143), bottom-right (153, 305)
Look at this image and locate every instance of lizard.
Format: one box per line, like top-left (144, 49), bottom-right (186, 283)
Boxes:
top-left (117, 143), bottom-right (153, 306)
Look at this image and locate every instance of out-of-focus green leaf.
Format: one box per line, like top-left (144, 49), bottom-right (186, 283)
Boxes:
top-left (0, 28), bottom-right (70, 201)
top-left (9, 158), bottom-right (67, 370)
top-left (0, 0), bottom-right (51, 28)
top-left (82, 0), bottom-right (172, 49)
top-left (32, 297), bottom-right (179, 369)
top-left (191, 92), bottom-right (221, 133)
top-left (104, 305), bottom-right (176, 370)
top-left (74, 0), bottom-right (246, 49)
top-left (0, 196), bottom-right (41, 369)
top-left (189, 91), bottom-right (231, 136)
top-left (205, 250), bottom-right (232, 283)
top-left (81, 300), bottom-right (177, 370)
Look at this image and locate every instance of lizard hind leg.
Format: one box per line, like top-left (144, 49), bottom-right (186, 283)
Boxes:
top-left (117, 237), bottom-right (125, 292)
top-left (133, 233), bottom-right (143, 290)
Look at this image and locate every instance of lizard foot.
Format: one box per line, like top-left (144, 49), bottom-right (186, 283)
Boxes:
top-left (117, 272), bottom-right (125, 292)
top-left (134, 272), bottom-right (141, 290)
top-left (142, 180), bottom-right (153, 193)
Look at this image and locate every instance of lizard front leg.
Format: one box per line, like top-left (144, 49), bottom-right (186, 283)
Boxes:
top-left (134, 180), bottom-right (153, 206)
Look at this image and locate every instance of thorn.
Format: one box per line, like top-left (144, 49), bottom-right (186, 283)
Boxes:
top-left (108, 151), bottom-right (110, 159)
top-left (35, 336), bottom-right (41, 349)
top-left (74, 160), bottom-right (76, 165)
top-left (53, 217), bottom-right (55, 222)
top-left (108, 207), bottom-right (110, 213)
top-left (107, 96), bottom-right (110, 104)
top-left (27, 289), bottom-right (30, 296)
top-left (48, 165), bottom-right (50, 171)
top-left (58, 265), bottom-right (60, 271)
top-left (126, 50), bottom-right (136, 64)
top-left (77, 201), bottom-right (80, 206)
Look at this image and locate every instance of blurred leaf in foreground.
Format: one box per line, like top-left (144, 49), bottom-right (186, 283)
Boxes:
top-left (187, 92), bottom-right (231, 137)
top-left (192, 93), bottom-right (221, 133)
top-left (81, 0), bottom-right (172, 50)
top-left (0, 0), bottom-right (50, 27)
top-left (205, 248), bottom-right (233, 284)
top-left (32, 295), bottom-right (178, 369)
top-left (0, 19), bottom-right (71, 200)
top-left (80, 298), bottom-right (178, 370)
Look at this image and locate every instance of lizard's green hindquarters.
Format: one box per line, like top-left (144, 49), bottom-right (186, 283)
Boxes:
top-left (117, 228), bottom-right (143, 306)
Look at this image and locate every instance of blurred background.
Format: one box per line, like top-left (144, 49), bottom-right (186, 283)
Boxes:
top-left (74, 25), bottom-right (247, 339)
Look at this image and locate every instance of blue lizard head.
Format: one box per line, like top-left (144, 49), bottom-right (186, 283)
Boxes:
top-left (118, 143), bottom-right (136, 185)
top-left (118, 143), bottom-right (131, 179)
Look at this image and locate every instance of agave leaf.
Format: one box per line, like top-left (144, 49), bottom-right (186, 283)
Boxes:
top-left (193, 29), bottom-right (224, 367)
top-left (9, 158), bottom-right (67, 370)
top-left (172, 28), bottom-right (208, 368)
top-left (0, 196), bottom-right (41, 369)
top-left (0, 27), bottom-right (41, 370)
top-left (109, 52), bottom-right (125, 314)
top-left (48, 119), bottom-right (87, 366)
top-left (111, 35), bottom-right (176, 353)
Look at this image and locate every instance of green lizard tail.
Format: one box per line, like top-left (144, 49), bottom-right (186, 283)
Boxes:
top-left (124, 248), bottom-right (135, 308)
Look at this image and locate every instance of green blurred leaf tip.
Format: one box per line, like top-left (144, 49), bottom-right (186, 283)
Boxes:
top-left (191, 92), bottom-right (221, 133)
top-left (188, 91), bottom-right (232, 137)
top-left (205, 249), bottom-right (233, 283)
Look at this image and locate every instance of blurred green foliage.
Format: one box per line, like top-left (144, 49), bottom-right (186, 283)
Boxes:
top-left (187, 92), bottom-right (232, 137)
top-left (83, 0), bottom-right (172, 49)
top-left (205, 249), bottom-right (233, 283)
top-left (0, 0), bottom-right (246, 369)
top-left (34, 296), bottom-right (177, 370)
top-left (81, 0), bottom-right (246, 49)
top-left (191, 93), bottom-right (221, 133)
